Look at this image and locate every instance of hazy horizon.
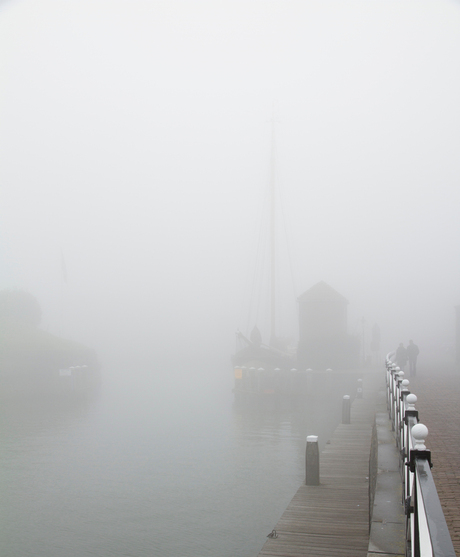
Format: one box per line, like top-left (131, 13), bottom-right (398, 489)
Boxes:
top-left (1, 0), bottom-right (460, 370)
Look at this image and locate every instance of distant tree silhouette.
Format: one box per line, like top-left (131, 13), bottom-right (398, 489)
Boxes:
top-left (0, 289), bottom-right (42, 328)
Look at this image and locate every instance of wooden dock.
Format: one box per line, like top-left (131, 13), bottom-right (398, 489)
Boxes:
top-left (258, 391), bottom-right (379, 557)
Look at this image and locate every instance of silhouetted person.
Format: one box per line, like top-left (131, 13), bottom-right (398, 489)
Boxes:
top-left (395, 343), bottom-right (408, 371)
top-left (250, 325), bottom-right (262, 347)
top-left (406, 340), bottom-right (420, 376)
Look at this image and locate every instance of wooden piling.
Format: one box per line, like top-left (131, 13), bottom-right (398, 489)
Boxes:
top-left (305, 435), bottom-right (320, 486)
top-left (342, 395), bottom-right (351, 424)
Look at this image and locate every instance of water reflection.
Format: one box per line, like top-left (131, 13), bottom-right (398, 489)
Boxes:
top-left (0, 368), bottom-right (361, 557)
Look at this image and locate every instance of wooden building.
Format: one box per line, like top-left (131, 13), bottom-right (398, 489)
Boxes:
top-left (297, 281), bottom-right (359, 370)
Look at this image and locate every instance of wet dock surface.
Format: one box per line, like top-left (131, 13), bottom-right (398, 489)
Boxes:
top-left (257, 374), bottom-right (381, 557)
top-left (256, 363), bottom-right (460, 557)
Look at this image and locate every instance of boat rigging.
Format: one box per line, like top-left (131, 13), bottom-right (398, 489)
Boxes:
top-left (232, 117), bottom-right (297, 388)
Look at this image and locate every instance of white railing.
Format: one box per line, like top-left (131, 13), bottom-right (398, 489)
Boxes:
top-left (385, 353), bottom-right (456, 557)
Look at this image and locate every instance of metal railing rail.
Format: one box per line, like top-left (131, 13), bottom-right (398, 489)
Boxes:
top-left (385, 353), bottom-right (456, 557)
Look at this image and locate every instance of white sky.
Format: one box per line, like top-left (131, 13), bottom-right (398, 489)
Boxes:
top-left (1, 0), bottom-right (460, 366)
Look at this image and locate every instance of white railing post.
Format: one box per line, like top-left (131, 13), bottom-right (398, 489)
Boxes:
top-left (394, 371), bottom-right (405, 447)
top-left (403, 393), bottom-right (418, 508)
top-left (391, 366), bottom-right (400, 431)
top-left (399, 379), bottom-right (410, 451)
top-left (408, 423), bottom-right (431, 557)
top-left (385, 352), bottom-right (455, 556)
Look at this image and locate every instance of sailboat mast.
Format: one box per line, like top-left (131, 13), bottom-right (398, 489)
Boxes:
top-left (270, 116), bottom-right (276, 343)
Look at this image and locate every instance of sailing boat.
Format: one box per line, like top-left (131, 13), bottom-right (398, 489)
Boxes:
top-left (232, 119), bottom-right (297, 396)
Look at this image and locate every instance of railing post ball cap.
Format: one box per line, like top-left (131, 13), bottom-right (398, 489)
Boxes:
top-left (406, 393), bottom-right (417, 409)
top-left (411, 423), bottom-right (429, 450)
top-left (307, 435), bottom-right (318, 443)
top-left (290, 368), bottom-right (297, 372)
top-left (394, 366), bottom-right (400, 372)
top-left (398, 371), bottom-right (405, 379)
top-left (274, 368), bottom-right (281, 372)
top-left (306, 368), bottom-right (313, 372)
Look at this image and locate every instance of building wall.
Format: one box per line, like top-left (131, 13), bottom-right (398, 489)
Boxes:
top-left (299, 298), bottom-right (348, 341)
top-left (297, 283), bottom-right (359, 369)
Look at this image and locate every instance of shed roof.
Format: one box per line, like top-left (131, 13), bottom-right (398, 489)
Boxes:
top-left (298, 281), bottom-right (349, 304)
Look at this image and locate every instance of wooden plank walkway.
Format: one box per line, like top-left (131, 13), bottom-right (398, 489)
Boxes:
top-left (258, 390), bottom-right (379, 557)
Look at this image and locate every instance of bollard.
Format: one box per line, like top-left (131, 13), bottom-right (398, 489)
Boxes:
top-left (305, 435), bottom-right (320, 485)
top-left (357, 378), bottom-right (363, 398)
top-left (342, 395), bottom-right (351, 424)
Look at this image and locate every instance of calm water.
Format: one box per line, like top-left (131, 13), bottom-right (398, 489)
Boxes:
top-left (0, 365), bottom-right (359, 557)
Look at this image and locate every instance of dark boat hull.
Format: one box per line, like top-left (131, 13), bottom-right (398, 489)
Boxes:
top-left (232, 344), bottom-right (303, 397)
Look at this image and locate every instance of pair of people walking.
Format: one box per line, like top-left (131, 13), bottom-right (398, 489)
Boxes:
top-left (395, 340), bottom-right (419, 376)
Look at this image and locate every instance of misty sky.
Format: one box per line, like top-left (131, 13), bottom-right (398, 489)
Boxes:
top-left (1, 0), bottom-right (460, 367)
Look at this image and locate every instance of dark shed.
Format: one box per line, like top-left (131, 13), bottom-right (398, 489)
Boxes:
top-left (298, 281), bottom-right (348, 340)
top-left (297, 281), bottom-right (359, 370)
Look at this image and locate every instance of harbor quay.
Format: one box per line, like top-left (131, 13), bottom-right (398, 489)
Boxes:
top-left (408, 364), bottom-right (460, 553)
top-left (256, 363), bottom-right (459, 557)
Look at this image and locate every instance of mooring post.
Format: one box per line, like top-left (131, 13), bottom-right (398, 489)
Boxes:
top-left (305, 435), bottom-right (320, 485)
top-left (342, 395), bottom-right (351, 424)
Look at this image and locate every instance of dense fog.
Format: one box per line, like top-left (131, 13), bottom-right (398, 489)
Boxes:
top-left (2, 4), bottom-right (459, 556)
top-left (1, 0), bottom-right (460, 375)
